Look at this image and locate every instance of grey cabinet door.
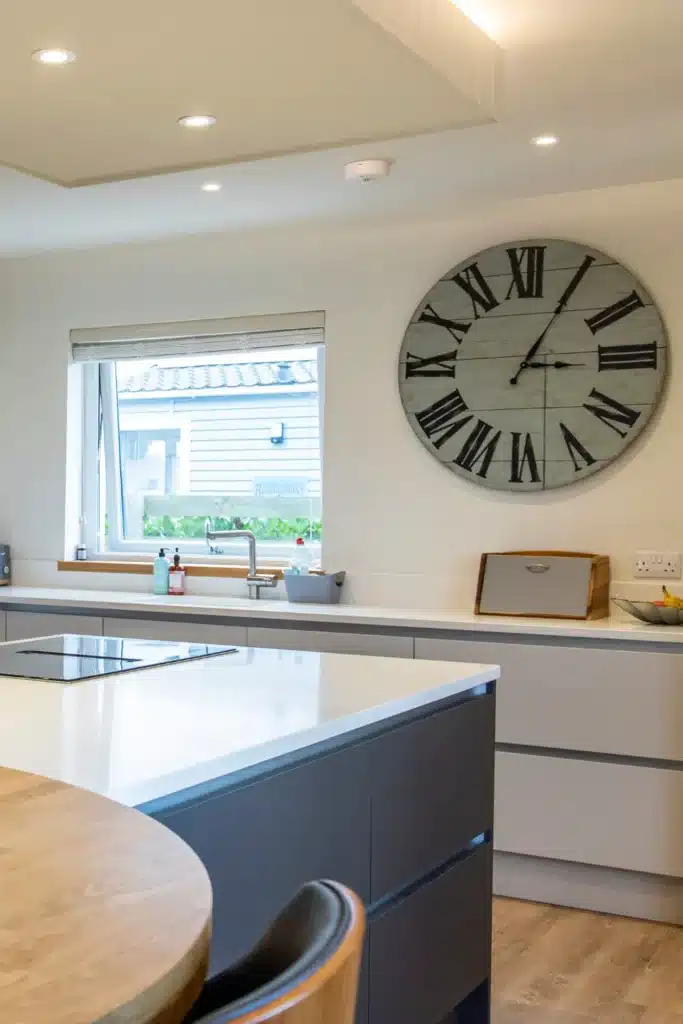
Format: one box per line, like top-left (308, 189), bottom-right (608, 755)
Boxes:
top-left (155, 743), bottom-right (371, 976)
top-left (247, 626), bottom-right (413, 658)
top-left (415, 635), bottom-right (683, 761)
top-left (6, 610), bottom-right (103, 641)
top-left (369, 695), bottom-right (495, 901)
top-left (356, 945), bottom-right (370, 1024)
top-left (368, 844), bottom-right (492, 1024)
top-left (495, 750), bottom-right (683, 876)
top-left (102, 616), bottom-right (247, 645)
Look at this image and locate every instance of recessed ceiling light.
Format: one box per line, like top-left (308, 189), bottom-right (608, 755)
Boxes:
top-left (201, 182), bottom-right (221, 192)
top-left (178, 114), bottom-right (216, 129)
top-left (32, 48), bottom-right (76, 65)
top-left (450, 2), bottom-right (499, 39)
top-left (532, 134), bottom-right (559, 147)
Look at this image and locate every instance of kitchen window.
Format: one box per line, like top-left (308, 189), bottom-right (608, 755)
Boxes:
top-left (75, 315), bottom-right (324, 564)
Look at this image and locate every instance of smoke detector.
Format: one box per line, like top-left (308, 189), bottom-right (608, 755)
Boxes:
top-left (344, 159), bottom-right (392, 183)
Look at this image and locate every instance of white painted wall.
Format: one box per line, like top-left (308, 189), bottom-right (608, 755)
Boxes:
top-left (1, 176), bottom-right (682, 608)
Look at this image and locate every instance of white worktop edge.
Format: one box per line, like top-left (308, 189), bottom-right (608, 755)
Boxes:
top-left (121, 662), bottom-right (498, 808)
top-left (0, 641), bottom-right (498, 808)
top-left (2, 585), bottom-right (683, 643)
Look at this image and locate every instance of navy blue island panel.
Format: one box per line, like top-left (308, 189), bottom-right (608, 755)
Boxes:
top-left (144, 683), bottom-right (496, 1024)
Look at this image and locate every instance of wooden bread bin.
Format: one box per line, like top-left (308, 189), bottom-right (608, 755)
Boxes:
top-left (475, 551), bottom-right (610, 620)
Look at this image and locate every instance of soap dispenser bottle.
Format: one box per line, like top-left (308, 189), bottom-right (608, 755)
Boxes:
top-left (153, 548), bottom-right (170, 595)
top-left (169, 548), bottom-right (186, 595)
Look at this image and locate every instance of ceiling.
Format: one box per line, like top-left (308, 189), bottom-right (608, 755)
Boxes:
top-left (2, 0), bottom-right (497, 186)
top-left (0, 0), bottom-right (682, 255)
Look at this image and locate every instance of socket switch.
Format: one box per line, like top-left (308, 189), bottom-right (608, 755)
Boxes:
top-left (634, 551), bottom-right (682, 579)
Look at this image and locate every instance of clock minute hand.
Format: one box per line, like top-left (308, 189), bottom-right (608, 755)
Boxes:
top-left (509, 255), bottom-right (595, 385)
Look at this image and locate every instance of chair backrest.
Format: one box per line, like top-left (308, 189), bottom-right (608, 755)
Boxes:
top-left (185, 881), bottom-right (365, 1024)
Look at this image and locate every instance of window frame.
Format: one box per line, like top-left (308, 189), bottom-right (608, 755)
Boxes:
top-left (81, 347), bottom-right (324, 565)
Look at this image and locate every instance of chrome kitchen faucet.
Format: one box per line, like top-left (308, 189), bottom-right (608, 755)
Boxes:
top-left (205, 521), bottom-right (278, 600)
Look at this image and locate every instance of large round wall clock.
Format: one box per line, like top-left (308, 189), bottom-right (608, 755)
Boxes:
top-left (398, 238), bottom-right (668, 491)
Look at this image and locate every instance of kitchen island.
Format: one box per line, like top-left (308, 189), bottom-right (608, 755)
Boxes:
top-left (3, 585), bottom-right (682, 926)
top-left (0, 644), bottom-right (499, 1024)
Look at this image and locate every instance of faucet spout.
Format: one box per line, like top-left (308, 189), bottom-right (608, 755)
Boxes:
top-left (204, 524), bottom-right (278, 599)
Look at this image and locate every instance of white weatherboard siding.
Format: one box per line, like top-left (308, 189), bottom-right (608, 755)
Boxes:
top-left (188, 394), bottom-right (320, 495)
top-left (0, 177), bottom-right (683, 605)
top-left (119, 392), bottom-right (321, 498)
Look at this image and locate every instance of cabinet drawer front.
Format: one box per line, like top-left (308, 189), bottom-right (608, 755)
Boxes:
top-left (369, 844), bottom-right (492, 1024)
top-left (102, 616), bottom-right (246, 645)
top-left (370, 695), bottom-right (495, 901)
top-left (479, 554), bottom-right (592, 617)
top-left (6, 611), bottom-right (102, 641)
top-left (495, 751), bottom-right (683, 877)
top-left (415, 637), bottom-right (683, 761)
top-left (156, 744), bottom-right (371, 976)
top-left (247, 626), bottom-right (413, 658)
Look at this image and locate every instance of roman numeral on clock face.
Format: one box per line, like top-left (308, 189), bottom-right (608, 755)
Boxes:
top-left (405, 348), bottom-right (459, 378)
top-left (415, 389), bottom-right (472, 449)
top-left (510, 432), bottom-right (540, 484)
top-left (451, 262), bottom-right (500, 318)
top-left (506, 246), bottom-right (546, 299)
top-left (559, 423), bottom-right (596, 472)
top-left (417, 305), bottom-right (472, 345)
top-left (585, 290), bottom-right (644, 334)
top-left (583, 388), bottom-right (641, 438)
top-left (454, 420), bottom-right (502, 478)
top-left (598, 341), bottom-right (657, 371)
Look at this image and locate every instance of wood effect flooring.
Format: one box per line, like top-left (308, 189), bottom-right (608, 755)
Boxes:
top-left (492, 898), bottom-right (683, 1023)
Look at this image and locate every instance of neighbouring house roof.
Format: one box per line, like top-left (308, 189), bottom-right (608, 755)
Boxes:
top-left (118, 360), bottom-right (317, 393)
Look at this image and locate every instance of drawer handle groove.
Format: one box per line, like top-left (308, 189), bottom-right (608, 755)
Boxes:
top-left (525, 563), bottom-right (550, 573)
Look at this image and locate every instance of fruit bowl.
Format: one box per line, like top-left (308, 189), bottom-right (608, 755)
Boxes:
top-left (612, 597), bottom-right (683, 625)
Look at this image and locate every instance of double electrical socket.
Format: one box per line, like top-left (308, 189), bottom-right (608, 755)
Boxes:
top-left (634, 551), bottom-right (682, 579)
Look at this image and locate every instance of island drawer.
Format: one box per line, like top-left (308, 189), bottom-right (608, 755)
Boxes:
top-left (154, 742), bottom-right (371, 976)
top-left (415, 636), bottom-right (683, 761)
top-left (369, 694), bottom-right (495, 901)
top-left (495, 751), bottom-right (683, 877)
top-left (368, 843), bottom-right (492, 1024)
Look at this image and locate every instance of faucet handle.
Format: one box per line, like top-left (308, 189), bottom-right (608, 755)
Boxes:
top-left (246, 573), bottom-right (279, 599)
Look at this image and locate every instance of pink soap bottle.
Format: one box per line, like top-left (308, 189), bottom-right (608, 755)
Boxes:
top-left (168, 549), bottom-right (186, 595)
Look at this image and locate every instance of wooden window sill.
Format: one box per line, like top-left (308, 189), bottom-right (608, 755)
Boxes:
top-left (57, 560), bottom-right (285, 580)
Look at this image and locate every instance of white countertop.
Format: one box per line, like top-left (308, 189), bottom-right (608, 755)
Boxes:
top-left (2, 585), bottom-right (683, 643)
top-left (0, 644), bottom-right (497, 808)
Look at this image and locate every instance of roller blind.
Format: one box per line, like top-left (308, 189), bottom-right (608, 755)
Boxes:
top-left (70, 311), bottom-right (325, 363)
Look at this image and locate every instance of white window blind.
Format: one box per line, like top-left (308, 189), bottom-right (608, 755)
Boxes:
top-left (70, 311), bottom-right (325, 363)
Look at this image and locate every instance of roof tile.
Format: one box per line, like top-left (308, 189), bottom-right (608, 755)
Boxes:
top-left (118, 359), bottom-right (317, 394)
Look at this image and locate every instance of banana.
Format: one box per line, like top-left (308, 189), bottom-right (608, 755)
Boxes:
top-left (662, 586), bottom-right (683, 609)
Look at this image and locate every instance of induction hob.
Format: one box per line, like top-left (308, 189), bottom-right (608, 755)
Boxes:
top-left (0, 634), bottom-right (238, 682)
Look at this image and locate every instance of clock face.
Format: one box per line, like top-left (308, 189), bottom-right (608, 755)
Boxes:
top-left (398, 239), bottom-right (668, 491)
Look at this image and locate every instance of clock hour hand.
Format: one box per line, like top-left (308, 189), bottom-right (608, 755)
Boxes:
top-left (509, 255), bottom-right (595, 385)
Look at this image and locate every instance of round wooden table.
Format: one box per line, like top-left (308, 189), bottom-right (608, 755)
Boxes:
top-left (0, 767), bottom-right (212, 1023)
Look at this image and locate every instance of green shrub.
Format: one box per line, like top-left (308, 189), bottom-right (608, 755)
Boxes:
top-left (143, 515), bottom-right (321, 541)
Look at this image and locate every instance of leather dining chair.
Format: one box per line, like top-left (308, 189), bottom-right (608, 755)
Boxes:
top-left (184, 880), bottom-right (365, 1024)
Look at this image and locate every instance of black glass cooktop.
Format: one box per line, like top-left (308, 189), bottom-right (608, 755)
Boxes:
top-left (0, 634), bottom-right (238, 682)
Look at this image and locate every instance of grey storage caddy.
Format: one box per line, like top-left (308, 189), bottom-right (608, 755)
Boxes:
top-left (284, 571), bottom-right (346, 604)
